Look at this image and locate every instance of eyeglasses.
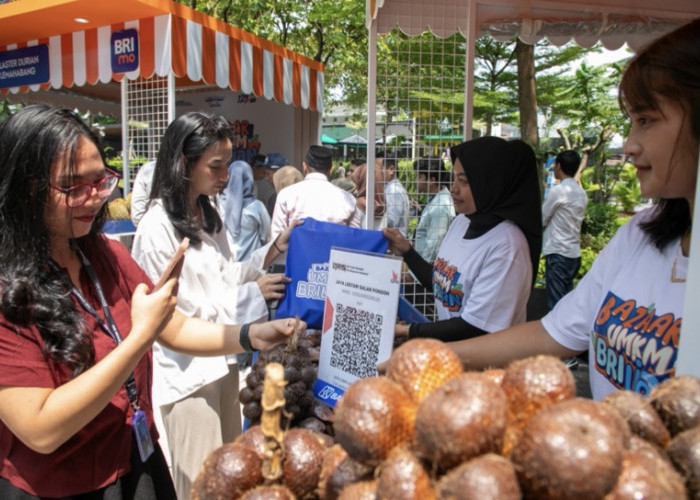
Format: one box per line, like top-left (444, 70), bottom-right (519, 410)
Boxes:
top-left (50, 170), bottom-right (120, 208)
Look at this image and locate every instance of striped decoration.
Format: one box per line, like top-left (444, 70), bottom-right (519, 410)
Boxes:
top-left (0, 12), bottom-right (324, 112)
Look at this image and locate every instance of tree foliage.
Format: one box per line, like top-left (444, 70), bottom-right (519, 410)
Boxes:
top-left (544, 60), bottom-right (630, 201)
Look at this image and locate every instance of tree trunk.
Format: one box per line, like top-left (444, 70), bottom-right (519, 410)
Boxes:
top-left (515, 39), bottom-right (539, 149)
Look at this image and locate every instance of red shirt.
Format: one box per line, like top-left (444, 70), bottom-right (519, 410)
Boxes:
top-left (0, 237), bottom-right (158, 497)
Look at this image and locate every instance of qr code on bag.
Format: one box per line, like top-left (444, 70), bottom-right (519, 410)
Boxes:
top-left (329, 303), bottom-right (383, 379)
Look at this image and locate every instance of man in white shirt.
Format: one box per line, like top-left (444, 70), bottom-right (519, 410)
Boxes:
top-left (129, 160), bottom-right (156, 227)
top-left (413, 156), bottom-right (455, 262)
top-left (270, 145), bottom-right (361, 238)
top-left (380, 153), bottom-right (411, 237)
top-left (406, 155), bottom-right (455, 319)
top-left (542, 150), bottom-right (588, 311)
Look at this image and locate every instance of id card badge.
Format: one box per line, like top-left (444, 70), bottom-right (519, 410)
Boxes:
top-left (132, 409), bottom-right (154, 462)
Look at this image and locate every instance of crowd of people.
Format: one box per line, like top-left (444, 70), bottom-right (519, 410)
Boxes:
top-left (0, 14), bottom-right (697, 499)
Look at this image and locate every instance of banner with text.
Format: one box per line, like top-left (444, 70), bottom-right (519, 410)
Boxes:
top-left (0, 45), bottom-right (49, 87)
top-left (313, 247), bottom-right (401, 407)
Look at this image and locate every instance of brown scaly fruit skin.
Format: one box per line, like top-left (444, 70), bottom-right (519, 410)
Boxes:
top-left (666, 425), bottom-right (700, 498)
top-left (239, 484), bottom-right (296, 500)
top-left (501, 355), bottom-right (576, 456)
top-left (627, 434), bottom-right (673, 465)
top-left (281, 428), bottom-right (327, 499)
top-left (190, 443), bottom-right (262, 500)
top-left (322, 453), bottom-right (375, 500)
top-left (511, 398), bottom-right (631, 500)
top-left (316, 444), bottom-right (349, 500)
top-left (650, 375), bottom-right (700, 436)
top-left (435, 453), bottom-right (521, 500)
top-left (604, 445), bottom-right (687, 499)
top-left (385, 338), bottom-right (463, 404)
top-left (414, 372), bottom-right (508, 471)
top-left (482, 368), bottom-right (506, 386)
top-left (602, 390), bottom-right (671, 448)
top-left (337, 479), bottom-right (378, 500)
top-left (233, 425), bottom-right (267, 460)
top-left (333, 376), bottom-right (416, 466)
top-left (376, 444), bottom-right (436, 500)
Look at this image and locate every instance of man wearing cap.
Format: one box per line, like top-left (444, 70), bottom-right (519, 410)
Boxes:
top-left (252, 152), bottom-right (287, 215)
top-left (270, 145), bottom-right (361, 238)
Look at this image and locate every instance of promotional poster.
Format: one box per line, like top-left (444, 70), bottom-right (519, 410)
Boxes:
top-left (313, 248), bottom-right (402, 407)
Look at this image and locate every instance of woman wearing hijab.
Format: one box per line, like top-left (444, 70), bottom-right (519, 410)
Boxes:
top-left (384, 136), bottom-right (542, 341)
top-left (353, 159), bottom-right (387, 230)
top-left (220, 160), bottom-right (271, 261)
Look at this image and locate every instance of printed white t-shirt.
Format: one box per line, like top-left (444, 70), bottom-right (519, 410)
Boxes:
top-left (542, 207), bottom-right (686, 400)
top-left (432, 215), bottom-right (532, 332)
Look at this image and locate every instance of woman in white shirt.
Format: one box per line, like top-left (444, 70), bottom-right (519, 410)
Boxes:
top-left (447, 18), bottom-right (698, 402)
top-left (384, 137), bottom-right (542, 342)
top-left (131, 112), bottom-right (294, 499)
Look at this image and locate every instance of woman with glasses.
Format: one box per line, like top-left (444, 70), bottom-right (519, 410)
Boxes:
top-left (0, 104), bottom-right (302, 499)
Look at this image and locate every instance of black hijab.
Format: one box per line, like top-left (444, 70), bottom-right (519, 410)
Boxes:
top-left (450, 136), bottom-right (542, 286)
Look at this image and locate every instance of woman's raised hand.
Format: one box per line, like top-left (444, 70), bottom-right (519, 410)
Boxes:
top-left (383, 227), bottom-right (411, 256)
top-left (275, 218), bottom-right (305, 253)
top-left (250, 317), bottom-right (306, 351)
top-left (129, 280), bottom-right (178, 347)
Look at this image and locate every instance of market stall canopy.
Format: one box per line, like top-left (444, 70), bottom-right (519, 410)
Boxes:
top-left (366, 0), bottom-right (700, 48)
top-left (321, 134), bottom-right (339, 144)
top-left (375, 134), bottom-right (397, 144)
top-left (0, 0), bottom-right (324, 112)
top-left (338, 133), bottom-right (368, 145)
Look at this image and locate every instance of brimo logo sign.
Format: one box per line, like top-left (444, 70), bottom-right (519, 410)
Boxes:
top-left (111, 29), bottom-right (139, 73)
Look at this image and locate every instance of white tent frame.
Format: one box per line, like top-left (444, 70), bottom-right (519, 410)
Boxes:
top-left (365, 0), bottom-right (700, 377)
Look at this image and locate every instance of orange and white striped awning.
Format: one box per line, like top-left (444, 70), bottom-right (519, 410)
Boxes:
top-left (0, 0), bottom-right (324, 112)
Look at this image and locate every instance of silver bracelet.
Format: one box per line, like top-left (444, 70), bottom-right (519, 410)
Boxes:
top-left (239, 323), bottom-right (253, 352)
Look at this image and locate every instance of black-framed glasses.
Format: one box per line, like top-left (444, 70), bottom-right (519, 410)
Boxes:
top-left (50, 170), bottom-right (120, 208)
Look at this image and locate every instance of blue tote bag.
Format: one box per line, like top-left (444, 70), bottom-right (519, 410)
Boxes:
top-left (275, 218), bottom-right (389, 329)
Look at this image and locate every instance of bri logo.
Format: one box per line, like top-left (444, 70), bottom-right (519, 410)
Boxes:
top-left (111, 29), bottom-right (139, 73)
top-left (317, 385), bottom-right (343, 401)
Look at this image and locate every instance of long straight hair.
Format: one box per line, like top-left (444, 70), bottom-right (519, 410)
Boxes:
top-left (0, 105), bottom-right (109, 375)
top-left (150, 112), bottom-right (232, 246)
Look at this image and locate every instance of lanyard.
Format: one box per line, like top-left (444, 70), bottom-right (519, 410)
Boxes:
top-left (51, 249), bottom-right (141, 411)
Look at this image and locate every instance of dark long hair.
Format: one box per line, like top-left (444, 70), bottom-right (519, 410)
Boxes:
top-left (619, 18), bottom-right (700, 250)
top-left (0, 105), bottom-right (109, 376)
top-left (150, 112), bottom-right (232, 246)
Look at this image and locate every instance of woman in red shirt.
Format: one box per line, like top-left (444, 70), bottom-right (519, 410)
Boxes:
top-left (0, 105), bottom-right (301, 498)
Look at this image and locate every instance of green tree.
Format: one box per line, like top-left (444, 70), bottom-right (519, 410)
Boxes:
top-left (0, 99), bottom-right (19, 123)
top-left (473, 36), bottom-right (518, 135)
top-left (611, 163), bottom-right (643, 212)
top-left (550, 61), bottom-right (629, 202)
top-left (516, 39), bottom-right (538, 148)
